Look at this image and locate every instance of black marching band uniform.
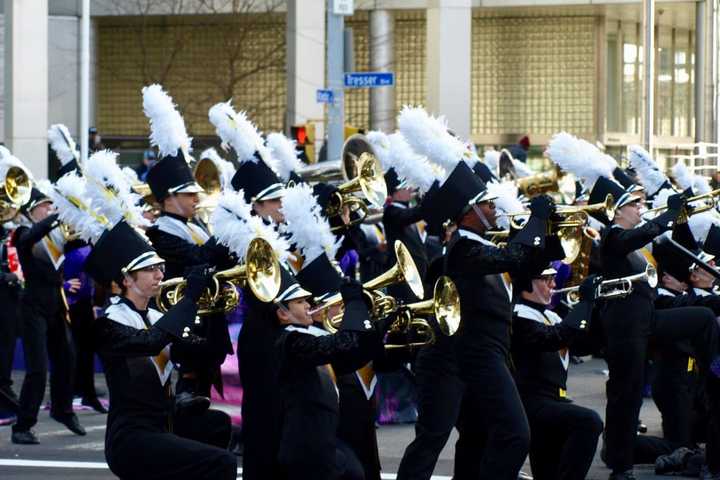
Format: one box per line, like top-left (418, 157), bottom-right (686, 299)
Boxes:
top-left (511, 266), bottom-right (604, 480)
top-left (145, 153), bottom-right (234, 413)
top-left (0, 221), bottom-right (21, 412)
top-left (594, 177), bottom-right (720, 478)
top-left (85, 221), bottom-right (237, 479)
top-left (11, 188), bottom-right (83, 443)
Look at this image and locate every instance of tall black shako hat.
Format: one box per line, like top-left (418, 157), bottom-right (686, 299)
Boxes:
top-left (85, 221), bottom-right (164, 288)
top-left (295, 254), bottom-right (342, 300)
top-left (21, 187), bottom-right (52, 216)
top-left (231, 151), bottom-right (285, 204)
top-left (147, 153), bottom-right (203, 202)
top-left (589, 176), bottom-right (638, 225)
top-left (612, 167), bottom-right (644, 194)
top-left (275, 266), bottom-right (312, 304)
top-left (421, 162), bottom-right (497, 229)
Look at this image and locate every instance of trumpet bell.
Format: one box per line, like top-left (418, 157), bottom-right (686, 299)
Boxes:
top-left (557, 213), bottom-right (585, 264)
top-left (390, 240), bottom-right (424, 300)
top-left (355, 153), bottom-right (387, 209)
top-left (0, 166), bottom-right (32, 221)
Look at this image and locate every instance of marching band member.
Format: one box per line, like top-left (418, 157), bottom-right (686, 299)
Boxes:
top-left (274, 267), bottom-right (378, 480)
top-left (512, 266), bottom-right (603, 480)
top-left (85, 221), bottom-right (237, 480)
top-left (142, 85), bottom-right (234, 416)
top-left (590, 172), bottom-right (720, 479)
top-left (11, 184), bottom-right (84, 444)
top-left (399, 106), bottom-right (559, 479)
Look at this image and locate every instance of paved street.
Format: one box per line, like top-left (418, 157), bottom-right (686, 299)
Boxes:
top-left (0, 358), bottom-right (692, 479)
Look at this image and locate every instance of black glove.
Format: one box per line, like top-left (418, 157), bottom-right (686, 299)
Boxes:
top-left (340, 277), bottom-right (365, 304)
top-left (578, 274), bottom-right (603, 302)
top-left (528, 195), bottom-right (556, 221)
top-left (0, 272), bottom-right (19, 287)
top-left (185, 264), bottom-right (215, 302)
top-left (666, 193), bottom-right (687, 211)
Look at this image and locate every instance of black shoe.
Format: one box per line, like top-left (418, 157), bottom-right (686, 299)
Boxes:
top-left (81, 397), bottom-right (108, 414)
top-left (50, 412), bottom-right (86, 436)
top-left (609, 471), bottom-right (636, 480)
top-left (655, 447), bottom-right (693, 475)
top-left (701, 466), bottom-right (720, 480)
top-left (0, 386), bottom-right (20, 413)
top-left (174, 392), bottom-right (210, 417)
top-left (11, 429), bottom-right (39, 445)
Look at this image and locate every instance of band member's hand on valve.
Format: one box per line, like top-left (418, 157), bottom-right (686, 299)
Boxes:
top-left (185, 264), bottom-right (215, 302)
top-left (561, 274), bottom-right (602, 331)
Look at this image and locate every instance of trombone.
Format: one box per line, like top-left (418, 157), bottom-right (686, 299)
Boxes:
top-left (313, 241), bottom-right (425, 332)
top-left (155, 237), bottom-right (282, 314)
top-left (552, 264), bottom-right (658, 305)
top-left (384, 276), bottom-right (461, 350)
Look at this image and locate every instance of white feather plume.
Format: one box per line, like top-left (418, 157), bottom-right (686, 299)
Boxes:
top-left (122, 166), bottom-right (139, 184)
top-left (387, 132), bottom-right (439, 194)
top-left (484, 150), bottom-right (500, 174)
top-left (142, 84), bottom-right (192, 159)
top-left (49, 173), bottom-right (108, 244)
top-left (688, 210), bottom-right (720, 245)
top-left (0, 146), bottom-right (33, 181)
top-left (280, 183), bottom-right (341, 264)
top-left (651, 187), bottom-right (674, 210)
top-left (34, 179), bottom-right (54, 198)
top-left (200, 147), bottom-right (236, 190)
top-left (397, 106), bottom-right (472, 183)
top-left (211, 189), bottom-right (290, 263)
top-left (628, 145), bottom-right (669, 196)
top-left (511, 159), bottom-right (535, 178)
top-left (47, 124), bottom-right (78, 166)
top-left (546, 132), bottom-right (614, 186)
top-left (486, 181), bottom-right (524, 230)
top-left (693, 175), bottom-right (713, 195)
top-left (208, 101), bottom-right (263, 164)
top-left (366, 131), bottom-right (393, 171)
top-left (672, 161), bottom-right (694, 191)
top-left (84, 150), bottom-right (148, 228)
top-left (265, 133), bottom-right (303, 182)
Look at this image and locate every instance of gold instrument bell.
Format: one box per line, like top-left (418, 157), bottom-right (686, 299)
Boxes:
top-left (193, 156), bottom-right (223, 229)
top-left (316, 241), bottom-right (425, 333)
top-left (155, 237), bottom-right (282, 314)
top-left (384, 276), bottom-right (462, 350)
top-left (0, 165), bottom-right (32, 221)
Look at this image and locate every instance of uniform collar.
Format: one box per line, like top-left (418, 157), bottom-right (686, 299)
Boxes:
top-left (457, 228), bottom-right (494, 247)
top-left (517, 297), bottom-right (548, 313)
top-left (161, 211), bottom-right (189, 224)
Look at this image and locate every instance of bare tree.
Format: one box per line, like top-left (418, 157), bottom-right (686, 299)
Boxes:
top-left (97, 0), bottom-right (287, 134)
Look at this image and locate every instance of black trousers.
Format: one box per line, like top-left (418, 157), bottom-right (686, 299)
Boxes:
top-left (603, 297), bottom-right (720, 472)
top-left (107, 426), bottom-right (237, 480)
top-left (397, 339), bottom-right (464, 480)
top-left (522, 394), bottom-right (603, 480)
top-left (0, 288), bottom-right (20, 391)
top-left (454, 345), bottom-right (530, 480)
top-left (69, 299), bottom-right (98, 400)
top-left (14, 297), bottom-right (76, 431)
top-left (281, 439), bottom-right (364, 480)
top-left (173, 408), bottom-right (232, 450)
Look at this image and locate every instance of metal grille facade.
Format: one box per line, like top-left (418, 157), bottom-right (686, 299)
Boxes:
top-left (471, 14), bottom-right (597, 138)
top-left (97, 13), bottom-right (286, 137)
top-left (344, 10), bottom-right (426, 130)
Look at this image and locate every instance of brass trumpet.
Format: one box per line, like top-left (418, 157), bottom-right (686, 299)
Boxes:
top-left (0, 165), bottom-right (32, 221)
top-left (384, 276), bottom-right (462, 349)
top-left (642, 188), bottom-right (720, 219)
top-left (504, 194), bottom-right (616, 230)
top-left (553, 264), bottom-right (658, 305)
top-left (155, 237), bottom-right (281, 314)
top-left (315, 241), bottom-right (425, 333)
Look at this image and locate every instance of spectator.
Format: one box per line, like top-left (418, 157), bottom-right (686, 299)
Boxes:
top-left (88, 127), bottom-right (105, 154)
top-left (508, 135), bottom-right (530, 163)
top-left (135, 149), bottom-right (158, 182)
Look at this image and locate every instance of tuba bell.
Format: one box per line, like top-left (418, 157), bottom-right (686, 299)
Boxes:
top-left (155, 237), bottom-right (282, 314)
top-left (384, 276), bottom-right (462, 349)
top-left (0, 165), bottom-right (32, 221)
top-left (313, 241), bottom-right (424, 333)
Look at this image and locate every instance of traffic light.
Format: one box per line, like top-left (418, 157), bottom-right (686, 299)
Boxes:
top-left (291, 123), bottom-right (316, 164)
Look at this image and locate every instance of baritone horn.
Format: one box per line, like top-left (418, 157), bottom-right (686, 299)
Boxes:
top-left (384, 276), bottom-right (462, 350)
top-left (155, 237), bottom-right (281, 314)
top-left (515, 168), bottom-right (560, 198)
top-left (553, 264), bottom-right (657, 305)
top-left (315, 241), bottom-right (425, 333)
top-left (193, 157), bottom-right (223, 230)
top-left (0, 165), bottom-right (32, 221)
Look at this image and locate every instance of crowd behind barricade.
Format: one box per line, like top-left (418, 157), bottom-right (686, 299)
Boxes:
top-left (2, 86), bottom-right (720, 480)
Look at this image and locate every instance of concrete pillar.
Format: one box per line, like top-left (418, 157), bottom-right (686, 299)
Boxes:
top-left (369, 9), bottom-right (395, 133)
top-left (426, 0), bottom-right (472, 139)
top-left (695, 0), bottom-right (706, 142)
top-left (286, 0), bottom-right (325, 161)
top-left (4, 0), bottom-right (49, 178)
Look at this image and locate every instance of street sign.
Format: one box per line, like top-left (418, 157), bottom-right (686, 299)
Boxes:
top-left (344, 72), bottom-right (395, 89)
top-left (316, 89), bottom-right (334, 104)
top-left (332, 0), bottom-right (354, 15)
